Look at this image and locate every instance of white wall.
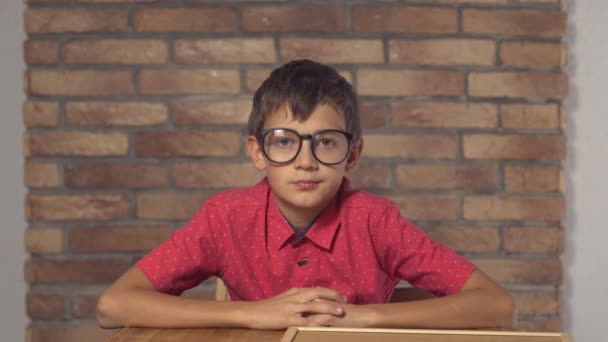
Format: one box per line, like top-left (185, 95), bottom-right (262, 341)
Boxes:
top-left (0, 1), bottom-right (605, 341)
top-left (564, 0), bottom-right (608, 340)
top-left (0, 1), bottom-right (26, 341)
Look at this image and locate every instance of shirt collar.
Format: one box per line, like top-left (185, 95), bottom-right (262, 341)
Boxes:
top-left (266, 178), bottom-right (349, 251)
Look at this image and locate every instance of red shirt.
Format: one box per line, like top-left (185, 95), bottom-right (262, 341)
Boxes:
top-left (136, 178), bottom-right (475, 304)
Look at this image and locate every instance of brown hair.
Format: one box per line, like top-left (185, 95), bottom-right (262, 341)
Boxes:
top-left (248, 60), bottom-right (361, 141)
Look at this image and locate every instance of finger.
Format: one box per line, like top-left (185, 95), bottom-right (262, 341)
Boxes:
top-left (295, 301), bottom-right (344, 316)
top-left (276, 287), bottom-right (301, 299)
top-left (307, 314), bottom-right (334, 327)
top-left (297, 287), bottom-right (348, 303)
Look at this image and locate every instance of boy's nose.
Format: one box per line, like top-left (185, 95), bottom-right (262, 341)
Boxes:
top-left (293, 140), bottom-right (318, 170)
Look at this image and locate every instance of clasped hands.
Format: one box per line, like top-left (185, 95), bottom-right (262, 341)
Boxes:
top-left (244, 287), bottom-right (372, 330)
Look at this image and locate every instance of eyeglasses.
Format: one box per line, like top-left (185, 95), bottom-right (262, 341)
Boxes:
top-left (257, 128), bottom-right (353, 165)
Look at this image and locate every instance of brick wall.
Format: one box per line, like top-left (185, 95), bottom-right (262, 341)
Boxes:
top-left (23, 0), bottom-right (567, 340)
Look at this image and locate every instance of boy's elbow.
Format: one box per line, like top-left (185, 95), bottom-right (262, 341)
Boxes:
top-left (96, 291), bottom-right (122, 329)
top-left (495, 290), bottom-right (516, 329)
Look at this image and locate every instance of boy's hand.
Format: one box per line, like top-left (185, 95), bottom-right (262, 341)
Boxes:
top-left (306, 300), bottom-right (375, 328)
top-left (242, 287), bottom-right (347, 330)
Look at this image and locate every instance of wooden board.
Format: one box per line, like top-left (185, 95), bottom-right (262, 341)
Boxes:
top-left (107, 327), bottom-right (283, 342)
top-left (281, 327), bottom-right (573, 342)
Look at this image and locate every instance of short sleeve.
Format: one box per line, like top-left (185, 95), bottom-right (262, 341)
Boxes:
top-left (370, 204), bottom-right (476, 297)
top-left (135, 201), bottom-right (222, 295)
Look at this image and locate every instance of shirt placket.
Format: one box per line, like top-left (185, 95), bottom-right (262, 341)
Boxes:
top-left (291, 239), bottom-right (318, 287)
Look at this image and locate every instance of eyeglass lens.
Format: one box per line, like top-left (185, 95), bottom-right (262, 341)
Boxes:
top-left (262, 129), bottom-right (350, 165)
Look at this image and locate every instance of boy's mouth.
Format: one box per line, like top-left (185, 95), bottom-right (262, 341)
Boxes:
top-left (293, 179), bottom-right (321, 190)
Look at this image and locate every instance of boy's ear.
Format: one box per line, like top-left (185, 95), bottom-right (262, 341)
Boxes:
top-left (345, 138), bottom-right (363, 172)
top-left (247, 135), bottom-right (266, 171)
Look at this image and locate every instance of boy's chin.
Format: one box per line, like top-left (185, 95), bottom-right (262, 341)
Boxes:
top-left (280, 194), bottom-right (327, 211)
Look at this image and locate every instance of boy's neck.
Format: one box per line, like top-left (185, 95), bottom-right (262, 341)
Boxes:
top-left (272, 197), bottom-right (329, 232)
top-left (278, 205), bottom-right (321, 232)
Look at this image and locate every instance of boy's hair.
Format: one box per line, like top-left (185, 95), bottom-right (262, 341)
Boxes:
top-left (248, 59), bottom-right (362, 141)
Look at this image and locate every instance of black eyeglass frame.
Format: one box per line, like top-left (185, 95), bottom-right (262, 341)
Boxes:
top-left (257, 128), bottom-right (354, 166)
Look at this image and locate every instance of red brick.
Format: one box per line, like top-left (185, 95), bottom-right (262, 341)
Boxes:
top-left (463, 134), bottom-right (565, 160)
top-left (174, 162), bottom-right (262, 189)
top-left (187, 0), bottom-right (287, 1)
top-left (23, 101), bottom-right (59, 128)
top-left (25, 228), bottom-right (63, 254)
top-left (462, 9), bottom-right (566, 37)
top-left (408, 0), bottom-right (561, 3)
top-left (560, 104), bottom-right (567, 130)
top-left (358, 69), bottom-right (464, 96)
top-left (475, 258), bottom-right (562, 284)
top-left (559, 168), bottom-right (566, 193)
top-left (396, 164), bottom-right (498, 190)
top-left (25, 0), bottom-right (72, 2)
top-left (360, 102), bottom-right (387, 128)
top-left (69, 226), bottom-right (172, 252)
top-left (463, 195), bottom-right (565, 221)
top-left (425, 226), bottom-right (500, 253)
top-left (137, 193), bottom-right (207, 220)
top-left (469, 72), bottom-right (568, 99)
top-left (512, 291), bottom-right (560, 316)
top-left (71, 294), bottom-right (98, 318)
top-left (504, 226), bottom-right (564, 253)
top-left (175, 39), bottom-right (275, 64)
top-left (27, 70), bottom-right (134, 96)
top-left (25, 259), bottom-right (130, 284)
top-left (27, 325), bottom-right (116, 342)
top-left (65, 101), bottom-right (168, 127)
top-left (27, 292), bottom-right (65, 319)
top-left (243, 6), bottom-right (346, 32)
top-left (139, 69), bottom-right (239, 95)
top-left (25, 162), bottom-right (60, 188)
top-left (64, 39), bottom-right (168, 64)
top-left (134, 8), bottom-right (237, 33)
top-left (25, 8), bottom-right (128, 33)
top-left (501, 41), bottom-right (566, 67)
top-left (501, 104), bottom-right (561, 130)
top-left (363, 134), bottom-right (457, 159)
top-left (173, 99), bottom-right (252, 126)
top-left (24, 40), bottom-right (58, 65)
top-left (389, 39), bottom-right (495, 66)
top-left (390, 195), bottom-right (459, 221)
top-left (78, 0), bottom-right (179, 2)
top-left (26, 194), bottom-right (130, 221)
top-left (135, 131), bottom-right (240, 157)
top-left (353, 7), bottom-right (457, 33)
top-left (25, 132), bottom-right (129, 157)
top-left (505, 165), bottom-right (561, 192)
top-left (392, 102), bottom-right (496, 128)
top-left (246, 68), bottom-right (352, 94)
top-left (65, 163), bottom-right (168, 189)
top-left (281, 38), bottom-right (383, 64)
top-left (348, 164), bottom-right (390, 189)
top-left (246, 69), bottom-right (273, 94)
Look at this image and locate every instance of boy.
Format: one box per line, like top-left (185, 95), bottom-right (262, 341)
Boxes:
top-left (97, 60), bottom-right (514, 330)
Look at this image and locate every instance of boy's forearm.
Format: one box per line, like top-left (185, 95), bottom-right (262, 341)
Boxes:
top-left (97, 288), bottom-right (249, 329)
top-left (364, 287), bottom-right (515, 329)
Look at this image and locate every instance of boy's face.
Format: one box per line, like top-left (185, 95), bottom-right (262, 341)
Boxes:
top-left (247, 104), bottom-right (363, 225)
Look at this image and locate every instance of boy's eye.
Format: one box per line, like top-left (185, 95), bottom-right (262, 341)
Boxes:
top-left (271, 137), bottom-right (295, 147)
top-left (318, 138), bottom-right (336, 147)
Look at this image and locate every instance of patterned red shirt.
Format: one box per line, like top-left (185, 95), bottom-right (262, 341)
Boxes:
top-left (136, 178), bottom-right (476, 304)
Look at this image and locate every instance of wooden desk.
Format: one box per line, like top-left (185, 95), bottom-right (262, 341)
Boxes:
top-left (108, 327), bottom-right (572, 342)
top-left (107, 327), bottom-right (283, 341)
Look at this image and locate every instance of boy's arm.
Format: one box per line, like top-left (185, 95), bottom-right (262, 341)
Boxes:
top-left (310, 269), bottom-right (515, 329)
top-left (96, 266), bottom-right (347, 330)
